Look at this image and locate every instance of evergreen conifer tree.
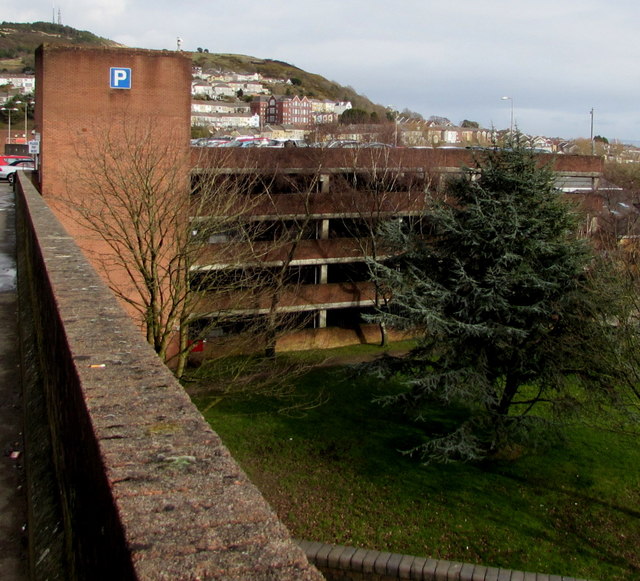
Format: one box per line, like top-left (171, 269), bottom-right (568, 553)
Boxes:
top-left (369, 140), bottom-right (623, 462)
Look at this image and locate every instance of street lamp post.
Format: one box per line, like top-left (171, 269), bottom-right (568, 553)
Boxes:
top-left (13, 101), bottom-right (27, 138)
top-left (501, 96), bottom-right (514, 134)
top-left (394, 114), bottom-right (398, 147)
top-left (590, 108), bottom-right (595, 156)
top-left (388, 105), bottom-right (399, 147)
top-left (1, 106), bottom-right (19, 145)
top-left (21, 100), bottom-right (33, 142)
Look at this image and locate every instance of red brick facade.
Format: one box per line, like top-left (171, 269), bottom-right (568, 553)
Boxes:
top-left (35, 45), bottom-right (193, 334)
top-left (35, 45), bottom-right (192, 199)
top-left (265, 95), bottom-right (312, 125)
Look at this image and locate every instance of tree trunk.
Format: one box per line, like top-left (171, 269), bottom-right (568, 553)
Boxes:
top-left (174, 320), bottom-right (189, 379)
top-left (496, 373), bottom-right (520, 417)
top-left (379, 321), bottom-right (387, 347)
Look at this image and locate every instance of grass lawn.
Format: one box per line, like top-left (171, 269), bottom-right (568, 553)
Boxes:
top-left (185, 344), bottom-right (640, 581)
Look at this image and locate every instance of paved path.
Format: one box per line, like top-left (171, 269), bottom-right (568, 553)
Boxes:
top-left (0, 181), bottom-right (28, 580)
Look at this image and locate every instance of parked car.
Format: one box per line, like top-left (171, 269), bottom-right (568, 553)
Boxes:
top-left (0, 158), bottom-right (36, 184)
top-left (0, 155), bottom-right (32, 166)
top-left (326, 140), bottom-right (360, 148)
top-left (360, 142), bottom-right (394, 148)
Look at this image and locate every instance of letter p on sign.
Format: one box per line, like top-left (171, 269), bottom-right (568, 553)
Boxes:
top-left (110, 67), bottom-right (132, 89)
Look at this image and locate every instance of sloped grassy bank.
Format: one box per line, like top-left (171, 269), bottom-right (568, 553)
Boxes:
top-left (185, 344), bottom-right (640, 581)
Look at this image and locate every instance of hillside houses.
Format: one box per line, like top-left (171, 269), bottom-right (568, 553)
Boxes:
top-left (192, 112), bottom-right (260, 130)
top-left (190, 67), bottom-right (353, 133)
top-left (0, 72), bottom-right (35, 101)
top-left (192, 94), bottom-right (352, 132)
top-left (191, 69), bottom-right (273, 98)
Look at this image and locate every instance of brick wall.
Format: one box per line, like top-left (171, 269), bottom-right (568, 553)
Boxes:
top-left (15, 168), bottom-right (590, 580)
top-left (190, 147), bottom-right (604, 176)
top-left (36, 44), bottom-right (192, 200)
top-left (35, 44), bottom-right (193, 338)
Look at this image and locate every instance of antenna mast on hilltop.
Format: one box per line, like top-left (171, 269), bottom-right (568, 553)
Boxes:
top-left (52, 4), bottom-right (62, 24)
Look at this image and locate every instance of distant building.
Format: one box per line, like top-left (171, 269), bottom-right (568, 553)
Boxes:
top-left (192, 99), bottom-right (251, 114)
top-left (265, 95), bottom-right (312, 126)
top-left (191, 79), bottom-right (215, 98)
top-left (250, 96), bottom-right (270, 123)
top-left (192, 111), bottom-right (260, 129)
top-left (0, 73), bottom-right (35, 95)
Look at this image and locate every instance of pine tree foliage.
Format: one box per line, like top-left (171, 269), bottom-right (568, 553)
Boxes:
top-left (369, 141), bottom-right (625, 462)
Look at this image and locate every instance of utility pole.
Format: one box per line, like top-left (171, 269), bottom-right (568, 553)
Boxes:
top-left (590, 108), bottom-right (595, 155)
top-left (501, 96), bottom-right (514, 135)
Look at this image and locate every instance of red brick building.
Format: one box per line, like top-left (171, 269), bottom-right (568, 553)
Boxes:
top-left (34, 45), bottom-right (192, 334)
top-left (264, 95), bottom-right (312, 126)
top-left (35, 45), bottom-right (192, 199)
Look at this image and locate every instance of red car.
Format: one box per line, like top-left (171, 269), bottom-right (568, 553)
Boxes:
top-left (0, 158), bottom-right (35, 184)
top-left (0, 155), bottom-right (32, 166)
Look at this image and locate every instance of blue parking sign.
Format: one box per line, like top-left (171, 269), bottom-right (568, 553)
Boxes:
top-left (110, 67), bottom-right (131, 89)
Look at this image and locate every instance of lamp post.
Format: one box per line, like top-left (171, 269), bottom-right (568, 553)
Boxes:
top-left (501, 96), bottom-right (514, 134)
top-left (394, 113), bottom-right (399, 147)
top-left (21, 100), bottom-right (33, 142)
top-left (1, 106), bottom-right (19, 145)
top-left (13, 101), bottom-right (27, 137)
top-left (590, 107), bottom-right (595, 156)
top-left (388, 105), bottom-right (399, 147)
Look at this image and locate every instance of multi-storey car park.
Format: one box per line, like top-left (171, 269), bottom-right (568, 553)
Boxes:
top-left (34, 44), bottom-right (606, 361)
top-left (186, 147), bottom-right (605, 357)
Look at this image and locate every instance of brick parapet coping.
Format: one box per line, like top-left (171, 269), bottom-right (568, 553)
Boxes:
top-left (297, 541), bottom-right (591, 581)
top-left (14, 174), bottom-right (324, 579)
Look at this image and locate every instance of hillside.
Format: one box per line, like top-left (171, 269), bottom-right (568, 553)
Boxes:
top-left (0, 21), bottom-right (385, 115)
top-left (0, 21), bottom-right (120, 72)
top-left (191, 52), bottom-right (386, 116)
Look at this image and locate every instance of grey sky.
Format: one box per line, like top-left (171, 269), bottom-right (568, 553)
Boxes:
top-left (5, 0), bottom-right (639, 143)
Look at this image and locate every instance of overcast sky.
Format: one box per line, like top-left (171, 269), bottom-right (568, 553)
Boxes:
top-left (5, 0), bottom-right (640, 143)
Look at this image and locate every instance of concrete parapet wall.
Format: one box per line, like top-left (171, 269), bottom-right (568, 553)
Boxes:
top-left (191, 147), bottom-right (603, 176)
top-left (14, 174), bottom-right (324, 580)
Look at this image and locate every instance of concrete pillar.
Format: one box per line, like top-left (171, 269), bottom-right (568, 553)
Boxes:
top-left (320, 173), bottom-right (330, 193)
top-left (319, 219), bottom-right (329, 240)
top-left (319, 264), bottom-right (328, 284)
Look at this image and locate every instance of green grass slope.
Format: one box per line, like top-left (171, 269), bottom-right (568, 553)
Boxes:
top-left (0, 21), bottom-right (119, 71)
top-left (186, 345), bottom-right (640, 581)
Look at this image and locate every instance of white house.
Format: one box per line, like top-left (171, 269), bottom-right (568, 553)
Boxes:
top-left (192, 112), bottom-right (260, 129)
top-left (231, 72), bottom-right (262, 83)
top-left (191, 80), bottom-right (215, 99)
top-left (0, 73), bottom-right (35, 94)
top-left (243, 81), bottom-right (267, 95)
top-left (212, 83), bottom-right (237, 98)
top-left (192, 100), bottom-right (251, 115)
top-left (334, 101), bottom-right (352, 116)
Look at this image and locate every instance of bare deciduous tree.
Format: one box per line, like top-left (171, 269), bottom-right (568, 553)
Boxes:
top-left (57, 118), bottom-right (266, 376)
top-left (334, 147), bottom-right (430, 345)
